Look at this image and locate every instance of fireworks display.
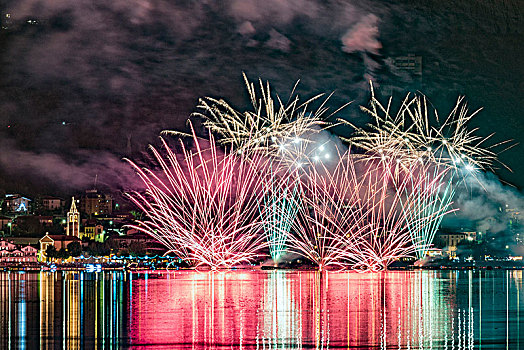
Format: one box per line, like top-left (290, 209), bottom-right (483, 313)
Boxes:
top-left (262, 171), bottom-right (299, 264)
top-left (190, 73), bottom-right (343, 160)
top-left (340, 85), bottom-right (512, 259)
top-left (126, 78), bottom-right (510, 271)
top-left (125, 126), bottom-right (273, 269)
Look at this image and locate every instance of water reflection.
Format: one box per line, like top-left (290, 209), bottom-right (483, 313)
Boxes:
top-left (0, 270), bottom-right (522, 349)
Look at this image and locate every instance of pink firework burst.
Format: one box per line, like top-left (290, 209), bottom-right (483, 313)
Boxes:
top-left (125, 126), bottom-right (274, 269)
top-left (285, 151), bottom-right (450, 271)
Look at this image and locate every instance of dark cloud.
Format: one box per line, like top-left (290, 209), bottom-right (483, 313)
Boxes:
top-left (0, 138), bottom-right (142, 192)
top-left (0, 0), bottom-right (523, 199)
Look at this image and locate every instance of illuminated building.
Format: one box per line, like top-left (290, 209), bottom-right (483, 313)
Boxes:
top-left (4, 194), bottom-right (31, 214)
top-left (41, 196), bottom-right (64, 211)
top-left (39, 234), bottom-right (81, 258)
top-left (438, 232), bottom-right (476, 258)
top-left (109, 230), bottom-right (164, 254)
top-left (504, 205), bottom-right (522, 244)
top-left (0, 238), bottom-right (38, 263)
top-left (82, 219), bottom-right (105, 242)
top-left (66, 198), bottom-right (80, 237)
top-left (79, 190), bottom-right (113, 216)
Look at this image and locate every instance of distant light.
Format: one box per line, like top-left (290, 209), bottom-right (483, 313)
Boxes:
top-left (461, 154), bottom-right (466, 158)
top-left (296, 162), bottom-right (302, 168)
top-left (318, 145), bottom-right (325, 151)
top-left (313, 156), bottom-right (319, 162)
top-left (324, 153), bottom-right (330, 159)
top-left (442, 139), bottom-right (447, 145)
top-left (62, 121), bottom-right (66, 125)
top-left (271, 136), bottom-right (277, 142)
top-left (426, 146), bottom-right (432, 151)
top-left (279, 144), bottom-right (286, 151)
top-left (465, 164), bottom-right (474, 171)
top-left (292, 137), bottom-right (300, 144)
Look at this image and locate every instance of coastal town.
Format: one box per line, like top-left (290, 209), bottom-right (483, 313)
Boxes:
top-left (1, 189), bottom-right (523, 270)
top-left (0, 189), bottom-right (174, 270)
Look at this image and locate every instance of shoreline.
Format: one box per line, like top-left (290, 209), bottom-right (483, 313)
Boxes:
top-left (1, 264), bottom-right (523, 272)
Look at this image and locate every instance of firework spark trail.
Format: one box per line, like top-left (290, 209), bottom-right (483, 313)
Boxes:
top-left (342, 84), bottom-right (514, 174)
top-left (274, 150), bottom-right (446, 271)
top-left (393, 163), bottom-right (457, 259)
top-left (349, 158), bottom-right (422, 271)
top-left (287, 152), bottom-right (366, 270)
top-left (261, 168), bottom-right (300, 264)
top-left (125, 126), bottom-right (275, 269)
top-left (190, 73), bottom-right (346, 161)
top-left (125, 79), bottom-right (512, 270)
top-left (189, 74), bottom-right (348, 264)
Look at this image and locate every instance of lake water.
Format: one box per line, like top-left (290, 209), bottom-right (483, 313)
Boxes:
top-left (0, 269), bottom-right (522, 349)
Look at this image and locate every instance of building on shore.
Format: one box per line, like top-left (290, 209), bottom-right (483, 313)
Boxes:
top-left (4, 194), bottom-right (31, 214)
top-left (39, 234), bottom-right (82, 259)
top-left (79, 190), bottom-right (113, 216)
top-left (0, 238), bottom-right (38, 263)
top-left (66, 198), bottom-right (80, 237)
top-left (438, 231), bottom-right (476, 258)
top-left (40, 196), bottom-right (64, 212)
top-left (82, 219), bottom-right (105, 242)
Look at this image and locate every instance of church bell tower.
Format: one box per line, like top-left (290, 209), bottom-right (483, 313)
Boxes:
top-left (66, 197), bottom-right (80, 237)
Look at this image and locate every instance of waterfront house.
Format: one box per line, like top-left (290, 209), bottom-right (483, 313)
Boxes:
top-left (0, 238), bottom-right (38, 263)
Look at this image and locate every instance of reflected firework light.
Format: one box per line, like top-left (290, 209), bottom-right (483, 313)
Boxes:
top-left (125, 123), bottom-right (274, 269)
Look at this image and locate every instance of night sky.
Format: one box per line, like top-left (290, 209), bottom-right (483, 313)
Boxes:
top-left (0, 0), bottom-right (523, 198)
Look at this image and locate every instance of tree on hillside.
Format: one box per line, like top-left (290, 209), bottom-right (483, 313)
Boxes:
top-left (67, 241), bottom-right (83, 257)
top-left (45, 245), bottom-right (57, 259)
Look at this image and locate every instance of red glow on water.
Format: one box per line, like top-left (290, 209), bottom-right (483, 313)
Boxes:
top-left (2, 270), bottom-right (523, 348)
top-left (126, 271), bottom-right (456, 348)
